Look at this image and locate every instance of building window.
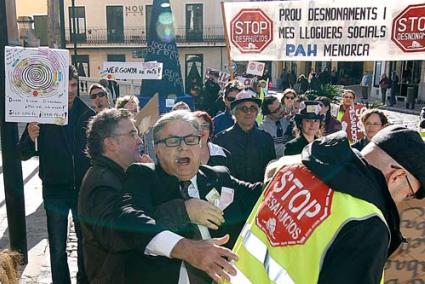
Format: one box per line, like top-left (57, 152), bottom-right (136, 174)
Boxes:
top-left (186, 4), bottom-right (203, 41)
top-left (185, 54), bottom-right (203, 92)
top-left (69, 6), bottom-right (86, 42)
top-left (72, 55), bottom-right (90, 93)
top-left (107, 54), bottom-right (126, 62)
top-left (106, 6), bottom-right (124, 43)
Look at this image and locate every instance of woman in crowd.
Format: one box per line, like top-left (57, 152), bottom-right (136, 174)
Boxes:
top-left (193, 111), bottom-right (233, 171)
top-left (352, 109), bottom-right (389, 151)
top-left (284, 101), bottom-right (323, 155)
top-left (315, 96), bottom-right (342, 136)
top-left (379, 73), bottom-right (390, 106)
top-left (115, 95), bottom-right (140, 115)
top-left (281, 88), bottom-right (298, 118)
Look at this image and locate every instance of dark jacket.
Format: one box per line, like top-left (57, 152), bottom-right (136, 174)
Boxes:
top-left (124, 163), bottom-right (263, 283)
top-left (351, 137), bottom-right (369, 151)
top-left (323, 115), bottom-right (342, 136)
top-left (78, 156), bottom-right (166, 283)
top-left (284, 134), bottom-right (311, 156)
top-left (301, 131), bottom-right (402, 283)
top-left (206, 142), bottom-right (234, 173)
top-left (212, 110), bottom-right (234, 135)
top-left (18, 97), bottom-right (95, 199)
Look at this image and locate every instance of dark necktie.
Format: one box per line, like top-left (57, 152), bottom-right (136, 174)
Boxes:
top-left (179, 180), bottom-right (211, 284)
top-left (276, 120), bottom-right (283, 137)
top-left (179, 181), bottom-right (192, 200)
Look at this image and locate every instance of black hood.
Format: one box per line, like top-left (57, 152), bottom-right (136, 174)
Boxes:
top-left (301, 131), bottom-right (403, 255)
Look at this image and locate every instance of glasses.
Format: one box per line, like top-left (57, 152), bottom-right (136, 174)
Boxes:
top-left (284, 96), bottom-right (295, 100)
top-left (112, 130), bottom-right (139, 139)
top-left (155, 134), bottom-right (201, 147)
top-left (200, 123), bottom-right (210, 130)
top-left (391, 165), bottom-right (416, 199)
top-left (365, 122), bottom-right (382, 127)
top-left (90, 91), bottom-right (108, 99)
top-left (236, 105), bottom-right (258, 114)
top-left (226, 96), bottom-right (236, 102)
top-left (343, 96), bottom-right (354, 99)
top-left (270, 104), bottom-right (283, 114)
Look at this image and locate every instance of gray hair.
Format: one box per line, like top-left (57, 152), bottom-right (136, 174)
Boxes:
top-left (86, 109), bottom-right (133, 159)
top-left (153, 110), bottom-right (200, 143)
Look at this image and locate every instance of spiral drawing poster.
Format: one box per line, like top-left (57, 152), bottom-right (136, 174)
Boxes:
top-left (5, 46), bottom-right (69, 124)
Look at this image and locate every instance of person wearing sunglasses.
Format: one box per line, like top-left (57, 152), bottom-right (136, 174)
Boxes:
top-left (214, 90), bottom-right (276, 217)
top-left (281, 88), bottom-right (298, 118)
top-left (212, 80), bottom-right (244, 135)
top-left (89, 83), bottom-right (111, 114)
top-left (260, 95), bottom-right (294, 157)
top-left (235, 126), bottom-right (425, 284)
top-left (123, 110), bottom-right (262, 283)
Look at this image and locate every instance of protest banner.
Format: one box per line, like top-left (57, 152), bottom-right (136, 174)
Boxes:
top-left (205, 67), bottom-right (230, 88)
top-left (223, 0), bottom-right (425, 61)
top-left (246, 61), bottom-right (265, 76)
top-left (340, 104), bottom-right (367, 143)
top-left (101, 61), bottom-right (163, 80)
top-left (384, 199), bottom-right (425, 282)
top-left (5, 46), bottom-right (69, 125)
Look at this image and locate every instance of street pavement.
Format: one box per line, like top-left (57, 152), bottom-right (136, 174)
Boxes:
top-left (0, 105), bottom-right (422, 283)
top-left (0, 123), bottom-right (79, 284)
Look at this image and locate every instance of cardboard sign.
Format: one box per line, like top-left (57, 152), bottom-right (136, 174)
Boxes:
top-left (340, 104), bottom-right (367, 143)
top-left (256, 164), bottom-right (333, 246)
top-left (135, 94), bottom-right (159, 135)
top-left (223, 0), bottom-right (425, 61)
top-left (384, 199), bottom-right (425, 282)
top-left (5, 46), bottom-right (69, 125)
top-left (101, 61), bottom-right (163, 80)
top-left (205, 67), bottom-right (230, 88)
top-left (246, 61), bottom-right (265, 76)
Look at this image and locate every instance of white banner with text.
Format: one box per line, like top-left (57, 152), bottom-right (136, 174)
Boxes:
top-left (224, 0), bottom-right (425, 61)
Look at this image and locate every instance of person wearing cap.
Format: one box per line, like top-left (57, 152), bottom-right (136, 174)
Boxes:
top-left (89, 83), bottom-right (111, 114)
top-left (284, 101), bottom-right (323, 156)
top-left (231, 125), bottom-right (425, 284)
top-left (212, 80), bottom-right (244, 135)
top-left (214, 90), bottom-right (276, 216)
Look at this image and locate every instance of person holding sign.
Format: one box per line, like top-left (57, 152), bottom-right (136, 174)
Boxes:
top-left (231, 126), bottom-right (425, 284)
top-left (17, 65), bottom-right (95, 284)
top-left (337, 89), bottom-right (366, 143)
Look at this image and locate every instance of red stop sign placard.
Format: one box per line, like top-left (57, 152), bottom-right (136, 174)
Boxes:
top-left (392, 4), bottom-right (425, 52)
top-left (256, 164), bottom-right (333, 247)
top-left (230, 9), bottom-right (273, 53)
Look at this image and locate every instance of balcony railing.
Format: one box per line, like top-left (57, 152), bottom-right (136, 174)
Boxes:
top-left (65, 25), bottom-right (225, 45)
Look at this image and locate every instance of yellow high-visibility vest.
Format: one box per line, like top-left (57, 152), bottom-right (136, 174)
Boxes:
top-left (228, 164), bottom-right (388, 284)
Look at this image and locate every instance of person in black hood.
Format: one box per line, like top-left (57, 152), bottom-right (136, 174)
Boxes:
top-left (237, 126), bottom-right (425, 284)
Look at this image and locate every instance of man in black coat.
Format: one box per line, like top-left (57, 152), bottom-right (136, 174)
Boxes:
top-left (78, 109), bottom-right (238, 283)
top-left (18, 65), bottom-right (95, 284)
top-left (124, 110), bottom-right (262, 283)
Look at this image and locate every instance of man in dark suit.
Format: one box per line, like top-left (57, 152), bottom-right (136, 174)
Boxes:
top-left (124, 110), bottom-right (262, 283)
top-left (78, 109), bottom-right (238, 283)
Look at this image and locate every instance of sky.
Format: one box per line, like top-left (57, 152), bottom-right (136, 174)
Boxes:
top-left (15, 0), bottom-right (47, 17)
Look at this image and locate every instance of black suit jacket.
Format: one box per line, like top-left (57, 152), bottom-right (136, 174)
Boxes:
top-left (123, 163), bottom-right (263, 283)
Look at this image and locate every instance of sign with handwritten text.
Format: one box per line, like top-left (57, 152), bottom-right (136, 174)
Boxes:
top-left (5, 46), bottom-right (69, 125)
top-left (101, 61), bottom-right (163, 80)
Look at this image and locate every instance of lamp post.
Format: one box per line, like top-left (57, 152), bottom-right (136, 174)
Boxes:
top-left (71, 0), bottom-right (78, 65)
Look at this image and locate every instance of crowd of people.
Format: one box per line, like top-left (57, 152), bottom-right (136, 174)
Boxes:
top-left (13, 65), bottom-right (425, 284)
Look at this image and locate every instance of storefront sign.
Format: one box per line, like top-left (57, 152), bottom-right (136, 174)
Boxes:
top-left (223, 0), bottom-right (425, 61)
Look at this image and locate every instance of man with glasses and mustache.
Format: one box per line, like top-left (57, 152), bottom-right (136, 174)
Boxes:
top-left (260, 95), bottom-right (294, 157)
top-left (212, 80), bottom-right (244, 135)
top-left (89, 83), bottom-right (111, 113)
top-left (234, 126), bottom-right (425, 284)
top-left (122, 110), bottom-right (262, 283)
